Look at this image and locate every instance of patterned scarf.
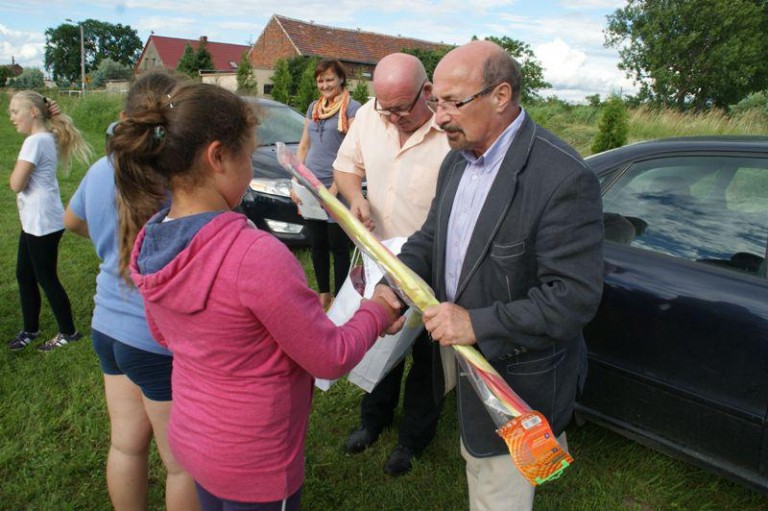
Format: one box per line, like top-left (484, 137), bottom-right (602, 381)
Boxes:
top-left (311, 89), bottom-right (351, 133)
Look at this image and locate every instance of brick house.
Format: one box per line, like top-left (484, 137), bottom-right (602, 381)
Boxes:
top-left (249, 14), bottom-right (452, 96)
top-left (135, 35), bottom-right (250, 77)
top-left (1, 57), bottom-right (23, 79)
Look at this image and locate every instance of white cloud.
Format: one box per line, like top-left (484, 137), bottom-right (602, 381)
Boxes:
top-left (0, 24), bottom-right (45, 69)
top-left (559, 0), bottom-right (623, 10)
top-left (536, 38), bottom-right (636, 102)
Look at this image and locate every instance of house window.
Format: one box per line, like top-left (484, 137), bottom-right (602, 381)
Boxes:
top-left (263, 84), bottom-right (274, 95)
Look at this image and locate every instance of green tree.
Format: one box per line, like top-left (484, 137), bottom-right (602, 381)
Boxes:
top-left (0, 66), bottom-right (11, 87)
top-left (481, 36), bottom-right (551, 103)
top-left (605, 0), bottom-right (768, 110)
top-left (271, 59), bottom-right (292, 103)
top-left (196, 40), bottom-right (214, 73)
top-left (9, 68), bottom-right (45, 89)
top-left (236, 51), bottom-right (258, 94)
top-left (295, 57), bottom-right (320, 113)
top-left (44, 19), bottom-right (142, 84)
top-left (90, 58), bottom-right (133, 87)
top-left (286, 56), bottom-right (310, 96)
top-left (591, 95), bottom-right (629, 154)
top-left (351, 78), bottom-right (370, 104)
top-left (176, 44), bottom-right (199, 78)
top-left (586, 94), bottom-right (602, 108)
top-left (402, 47), bottom-right (452, 80)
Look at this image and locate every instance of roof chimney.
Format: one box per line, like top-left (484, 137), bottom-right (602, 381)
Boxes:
top-left (200, 35), bottom-right (208, 44)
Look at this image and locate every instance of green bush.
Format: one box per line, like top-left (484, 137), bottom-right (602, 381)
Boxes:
top-left (294, 57), bottom-right (319, 113)
top-left (236, 52), bottom-right (258, 95)
top-left (731, 91), bottom-right (768, 120)
top-left (591, 95), bottom-right (629, 154)
top-left (270, 59), bottom-right (291, 104)
top-left (9, 68), bottom-right (45, 89)
top-left (90, 58), bottom-right (133, 88)
top-left (351, 79), bottom-right (369, 104)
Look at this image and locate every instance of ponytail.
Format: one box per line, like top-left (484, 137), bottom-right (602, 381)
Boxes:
top-left (111, 80), bottom-right (257, 282)
top-left (49, 113), bottom-right (93, 174)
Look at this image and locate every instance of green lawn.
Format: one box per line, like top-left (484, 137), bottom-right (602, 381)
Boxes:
top-left (1, 91), bottom-right (767, 509)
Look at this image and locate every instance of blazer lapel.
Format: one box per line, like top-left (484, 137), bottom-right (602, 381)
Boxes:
top-left (434, 154), bottom-right (466, 300)
top-left (454, 116), bottom-right (537, 301)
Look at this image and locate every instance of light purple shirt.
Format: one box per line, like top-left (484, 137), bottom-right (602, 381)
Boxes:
top-left (444, 109), bottom-right (526, 301)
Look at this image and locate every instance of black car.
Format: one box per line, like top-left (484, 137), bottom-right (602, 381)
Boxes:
top-left (576, 136), bottom-right (768, 492)
top-left (239, 97), bottom-right (308, 246)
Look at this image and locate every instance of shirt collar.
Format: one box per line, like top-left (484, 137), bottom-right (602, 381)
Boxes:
top-left (461, 108), bottom-right (526, 168)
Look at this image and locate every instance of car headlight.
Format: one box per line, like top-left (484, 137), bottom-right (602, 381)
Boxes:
top-left (249, 178), bottom-right (292, 198)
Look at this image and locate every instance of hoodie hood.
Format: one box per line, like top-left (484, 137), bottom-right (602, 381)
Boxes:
top-left (130, 211), bottom-right (248, 315)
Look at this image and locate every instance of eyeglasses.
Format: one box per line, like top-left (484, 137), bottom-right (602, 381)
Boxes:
top-left (374, 80), bottom-right (427, 117)
top-left (425, 83), bottom-right (500, 115)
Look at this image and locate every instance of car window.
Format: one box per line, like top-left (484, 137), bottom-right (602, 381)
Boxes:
top-left (602, 155), bottom-right (768, 277)
top-left (256, 104), bottom-right (305, 146)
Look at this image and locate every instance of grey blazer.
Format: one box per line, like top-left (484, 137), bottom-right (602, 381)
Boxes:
top-left (399, 114), bottom-right (604, 457)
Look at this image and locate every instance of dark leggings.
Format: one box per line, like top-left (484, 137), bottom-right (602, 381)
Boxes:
top-left (16, 229), bottom-right (76, 335)
top-left (195, 483), bottom-right (302, 511)
top-left (304, 219), bottom-right (351, 295)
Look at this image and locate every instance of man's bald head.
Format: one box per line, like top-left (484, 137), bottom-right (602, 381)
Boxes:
top-left (373, 53), bottom-right (427, 95)
top-left (436, 40), bottom-right (522, 104)
top-left (371, 53), bottom-right (432, 135)
top-left (432, 40), bottom-right (521, 155)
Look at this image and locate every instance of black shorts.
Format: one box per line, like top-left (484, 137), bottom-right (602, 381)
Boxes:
top-left (92, 329), bottom-right (173, 401)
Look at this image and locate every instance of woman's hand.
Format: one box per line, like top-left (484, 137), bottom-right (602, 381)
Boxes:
top-left (370, 284), bottom-right (405, 335)
top-left (289, 187), bottom-right (302, 207)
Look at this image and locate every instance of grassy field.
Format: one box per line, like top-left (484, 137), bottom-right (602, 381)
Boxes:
top-left (1, 91), bottom-right (767, 509)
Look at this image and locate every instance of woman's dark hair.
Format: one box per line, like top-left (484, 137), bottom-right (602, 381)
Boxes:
top-left (110, 81), bottom-right (258, 280)
top-left (109, 71), bottom-right (179, 281)
top-left (314, 59), bottom-right (347, 88)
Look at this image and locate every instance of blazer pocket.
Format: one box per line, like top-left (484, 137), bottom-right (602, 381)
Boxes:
top-left (505, 349), bottom-right (566, 376)
top-left (491, 240), bottom-right (525, 260)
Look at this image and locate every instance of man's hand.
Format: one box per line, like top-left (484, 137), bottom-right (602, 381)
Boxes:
top-left (423, 303), bottom-right (477, 347)
top-left (350, 197), bottom-right (375, 232)
top-left (371, 284), bottom-right (405, 335)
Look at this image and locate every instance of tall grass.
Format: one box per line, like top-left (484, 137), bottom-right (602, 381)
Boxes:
top-left (627, 105), bottom-right (768, 141)
top-left (1, 91), bottom-right (767, 509)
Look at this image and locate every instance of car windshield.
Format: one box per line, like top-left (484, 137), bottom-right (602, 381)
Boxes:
top-left (256, 103), bottom-right (305, 146)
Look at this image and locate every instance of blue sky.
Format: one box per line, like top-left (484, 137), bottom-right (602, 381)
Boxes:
top-left (0, 0), bottom-right (636, 102)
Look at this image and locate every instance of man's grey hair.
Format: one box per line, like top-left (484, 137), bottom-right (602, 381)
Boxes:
top-left (483, 51), bottom-right (522, 104)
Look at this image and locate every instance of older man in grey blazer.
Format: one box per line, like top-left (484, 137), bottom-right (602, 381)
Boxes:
top-left (389, 40), bottom-right (604, 510)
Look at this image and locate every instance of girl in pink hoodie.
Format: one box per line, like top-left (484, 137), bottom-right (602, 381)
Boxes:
top-left (110, 82), bottom-right (401, 510)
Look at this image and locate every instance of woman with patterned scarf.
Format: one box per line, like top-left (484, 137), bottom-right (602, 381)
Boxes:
top-left (295, 59), bottom-right (362, 310)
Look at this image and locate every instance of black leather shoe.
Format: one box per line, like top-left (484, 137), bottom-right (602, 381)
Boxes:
top-left (384, 445), bottom-right (415, 476)
top-left (344, 426), bottom-right (380, 454)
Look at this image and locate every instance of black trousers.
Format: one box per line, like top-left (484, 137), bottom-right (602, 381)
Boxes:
top-left (359, 330), bottom-right (444, 453)
top-left (304, 219), bottom-right (351, 295)
top-left (16, 229), bottom-right (76, 335)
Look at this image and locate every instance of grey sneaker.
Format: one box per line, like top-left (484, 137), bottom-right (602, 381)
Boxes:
top-left (8, 331), bottom-right (40, 350)
top-left (37, 331), bottom-right (82, 352)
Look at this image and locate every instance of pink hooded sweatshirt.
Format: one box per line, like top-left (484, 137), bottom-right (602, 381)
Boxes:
top-left (130, 211), bottom-right (390, 502)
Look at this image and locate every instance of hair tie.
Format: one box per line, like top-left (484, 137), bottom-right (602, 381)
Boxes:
top-left (153, 125), bottom-right (165, 141)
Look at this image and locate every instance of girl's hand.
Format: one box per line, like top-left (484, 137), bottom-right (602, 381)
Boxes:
top-left (47, 99), bottom-right (61, 117)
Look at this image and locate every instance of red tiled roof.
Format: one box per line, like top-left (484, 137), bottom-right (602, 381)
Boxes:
top-left (272, 15), bottom-right (452, 65)
top-left (142, 35), bottom-right (250, 72)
